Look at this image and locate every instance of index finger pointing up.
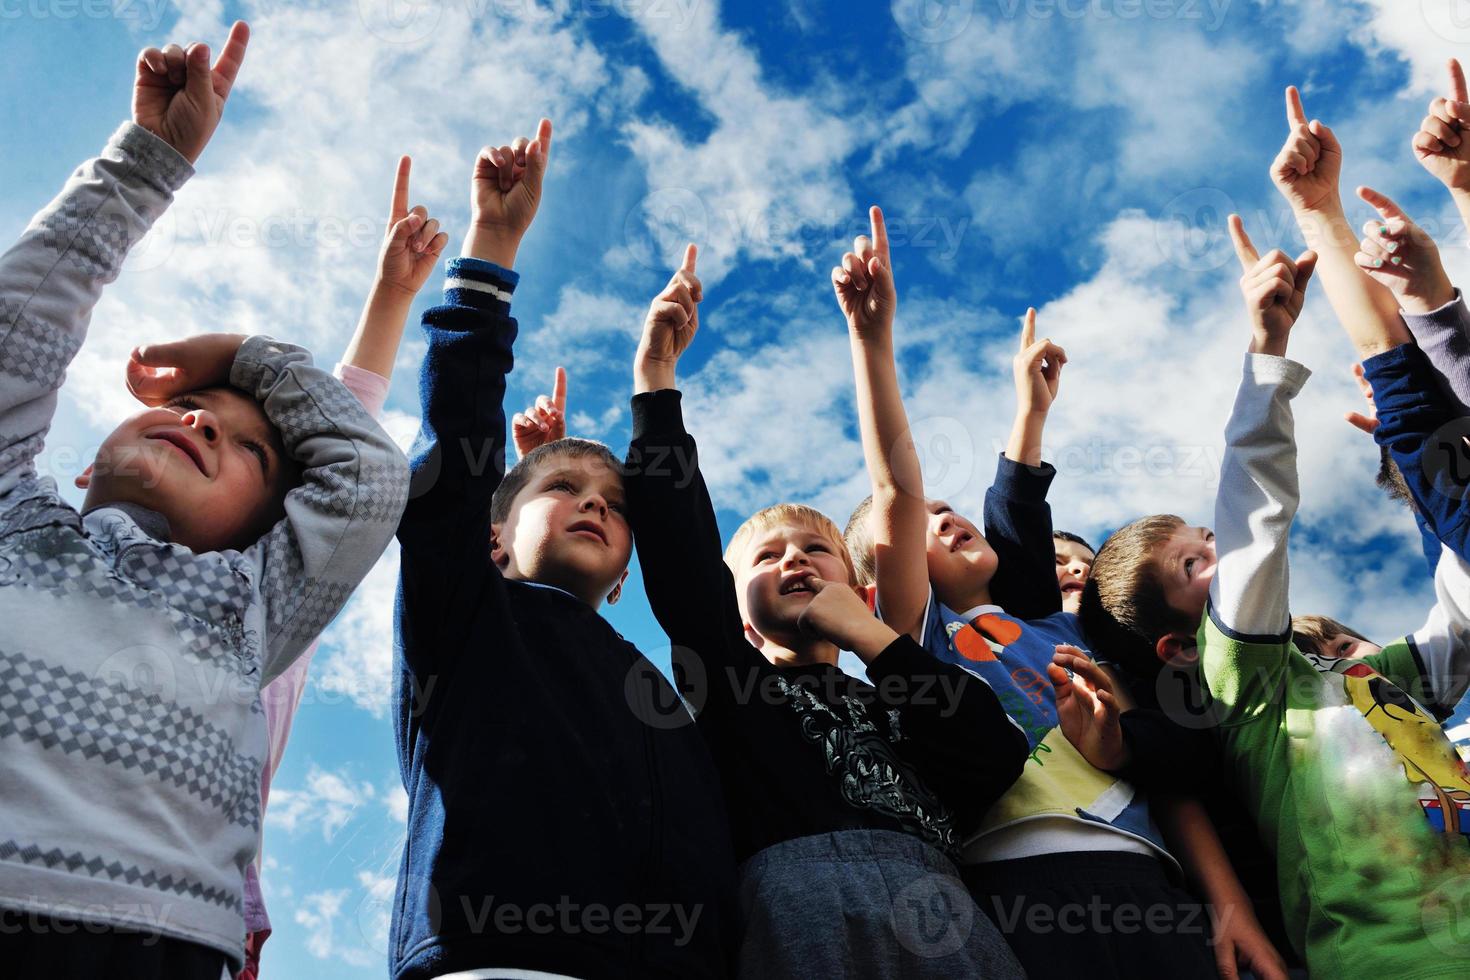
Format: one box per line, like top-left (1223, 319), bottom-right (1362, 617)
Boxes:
top-left (1020, 307), bottom-right (1036, 350)
top-left (1227, 214), bottom-right (1260, 272)
top-left (870, 205), bottom-right (889, 260)
top-left (681, 242), bottom-right (698, 275)
top-left (1286, 85), bottom-right (1308, 129)
top-left (211, 20), bottom-right (250, 101)
top-left (552, 366), bottom-right (567, 415)
top-left (1452, 58), bottom-right (1468, 104)
top-left (390, 156), bottom-right (411, 222)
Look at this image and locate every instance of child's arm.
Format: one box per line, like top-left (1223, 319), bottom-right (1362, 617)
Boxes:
top-left (983, 309), bottom-right (1067, 620)
top-left (836, 207), bottom-right (929, 641)
top-left (396, 121), bottom-right (551, 645)
top-left (0, 24), bottom-right (247, 499)
top-left (626, 246), bottom-right (771, 718)
top-left (340, 155), bottom-right (448, 384)
top-left (1154, 796), bottom-right (1290, 980)
top-left (127, 332), bottom-right (408, 681)
top-left (1273, 87), bottom-right (1407, 360)
top-left (1211, 217), bottom-right (1318, 637)
top-left (1412, 59), bottom-right (1470, 240)
top-left (1382, 545), bottom-right (1470, 718)
top-left (1362, 341), bottom-right (1470, 564)
top-left (796, 575), bottom-right (1029, 829)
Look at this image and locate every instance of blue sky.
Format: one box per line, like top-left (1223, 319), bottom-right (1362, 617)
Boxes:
top-left (5, 0), bottom-right (1470, 974)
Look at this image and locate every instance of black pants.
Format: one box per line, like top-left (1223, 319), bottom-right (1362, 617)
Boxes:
top-left (0, 910), bottom-right (228, 980)
top-left (962, 850), bottom-right (1218, 979)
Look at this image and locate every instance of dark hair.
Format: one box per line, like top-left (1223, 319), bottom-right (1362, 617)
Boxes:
top-left (1292, 615), bottom-right (1373, 657)
top-left (1053, 529), bottom-right (1095, 554)
top-left (1376, 445), bottom-right (1416, 511)
top-left (1077, 514), bottom-right (1199, 679)
top-left (489, 438), bottom-right (623, 525)
top-left (843, 494), bottom-right (877, 587)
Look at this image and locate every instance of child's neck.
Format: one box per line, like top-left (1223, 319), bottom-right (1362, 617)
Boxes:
top-left (759, 636), bottom-right (840, 669)
top-left (937, 580), bottom-right (994, 616)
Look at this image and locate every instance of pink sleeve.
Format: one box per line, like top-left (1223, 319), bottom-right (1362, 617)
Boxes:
top-left (334, 362), bottom-right (390, 419)
top-left (250, 361), bottom-right (390, 933)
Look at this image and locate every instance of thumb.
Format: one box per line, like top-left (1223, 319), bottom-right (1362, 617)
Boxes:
top-left (184, 43), bottom-right (213, 103)
top-left (1293, 250), bottom-right (1318, 291)
top-left (131, 339), bottom-right (193, 368)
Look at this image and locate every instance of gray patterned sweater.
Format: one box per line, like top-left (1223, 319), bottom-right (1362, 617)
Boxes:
top-left (0, 124), bottom-right (408, 967)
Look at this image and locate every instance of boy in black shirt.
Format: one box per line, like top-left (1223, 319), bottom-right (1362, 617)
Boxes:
top-left (622, 243), bottom-right (1028, 978)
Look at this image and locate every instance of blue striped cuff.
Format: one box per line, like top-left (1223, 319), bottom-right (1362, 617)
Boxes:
top-left (444, 257), bottom-right (519, 313)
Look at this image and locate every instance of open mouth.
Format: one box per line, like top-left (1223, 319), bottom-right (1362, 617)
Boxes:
top-left (779, 575), bottom-right (815, 596)
top-left (1061, 581), bottom-right (1084, 595)
top-left (567, 520), bottom-right (608, 545)
top-left (148, 429), bottom-right (206, 475)
top-left (950, 530), bottom-right (974, 553)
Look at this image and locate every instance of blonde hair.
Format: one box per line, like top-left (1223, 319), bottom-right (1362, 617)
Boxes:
top-left (724, 503), bottom-right (858, 585)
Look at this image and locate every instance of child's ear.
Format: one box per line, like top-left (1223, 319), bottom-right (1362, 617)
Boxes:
top-left (856, 583), bottom-right (877, 611)
top-left (74, 463), bottom-right (94, 490)
top-left (744, 623), bottom-right (766, 650)
top-left (489, 524), bottom-right (508, 569)
top-left (607, 568), bottom-right (630, 605)
top-left (1155, 632), bottom-right (1199, 666)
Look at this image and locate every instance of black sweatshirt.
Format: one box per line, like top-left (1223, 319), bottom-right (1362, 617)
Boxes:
top-left (391, 260), bottom-right (737, 980)
top-left (624, 389), bottom-right (1029, 863)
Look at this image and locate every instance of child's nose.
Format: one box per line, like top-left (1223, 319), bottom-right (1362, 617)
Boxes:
top-left (182, 409), bottom-right (220, 443)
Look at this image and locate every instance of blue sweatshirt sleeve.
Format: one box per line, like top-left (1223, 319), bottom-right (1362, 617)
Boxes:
top-left (394, 258), bottom-right (518, 774)
top-left (982, 453), bottom-right (1063, 620)
top-left (1364, 343), bottom-right (1470, 564)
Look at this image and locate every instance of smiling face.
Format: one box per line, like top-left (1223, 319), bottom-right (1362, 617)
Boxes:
top-left (924, 499), bottom-right (998, 611)
top-left (1152, 524), bottom-right (1217, 625)
top-left (1055, 538), bottom-right (1095, 614)
top-left (491, 453), bottom-right (632, 607)
top-left (730, 520), bottom-right (853, 649)
top-left (82, 387), bottom-right (294, 552)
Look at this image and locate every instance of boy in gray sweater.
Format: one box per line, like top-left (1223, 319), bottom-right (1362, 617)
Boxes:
top-left (0, 21), bottom-right (408, 978)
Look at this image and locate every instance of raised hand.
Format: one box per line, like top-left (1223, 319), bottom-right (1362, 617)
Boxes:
top-left (1013, 308), bottom-right (1066, 416)
top-left (378, 156), bottom-right (448, 298)
top-left (465, 118), bottom-right (552, 268)
top-left (634, 244), bottom-right (702, 393)
top-left (832, 206), bottom-right (896, 340)
top-left (1414, 59), bottom-right (1470, 193)
top-left (1228, 214), bottom-right (1317, 357)
top-left (132, 21), bottom-right (250, 165)
top-left (1270, 86), bottom-right (1343, 215)
top-left (512, 367), bottom-right (568, 459)
top-left (126, 333), bottom-right (249, 406)
top-left (1353, 186), bottom-right (1455, 314)
top-left (1046, 646), bottom-right (1129, 772)
top-left (1344, 363), bottom-right (1379, 436)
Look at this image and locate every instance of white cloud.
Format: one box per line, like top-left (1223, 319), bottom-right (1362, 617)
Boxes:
top-left (618, 0), bottom-right (860, 282)
top-left (314, 544), bottom-right (401, 717)
top-left (267, 764), bottom-right (377, 840)
top-left (384, 783), bottom-right (409, 824)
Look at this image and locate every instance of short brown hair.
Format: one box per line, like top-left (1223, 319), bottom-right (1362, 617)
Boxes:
top-left (726, 502), bottom-right (858, 585)
top-left (1078, 514), bottom-right (1198, 677)
top-left (843, 494), bottom-right (877, 587)
top-left (490, 438), bottom-right (623, 525)
top-left (1291, 615), bottom-right (1372, 657)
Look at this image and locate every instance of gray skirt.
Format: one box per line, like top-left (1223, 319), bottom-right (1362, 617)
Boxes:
top-left (735, 829), bottom-right (1026, 979)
